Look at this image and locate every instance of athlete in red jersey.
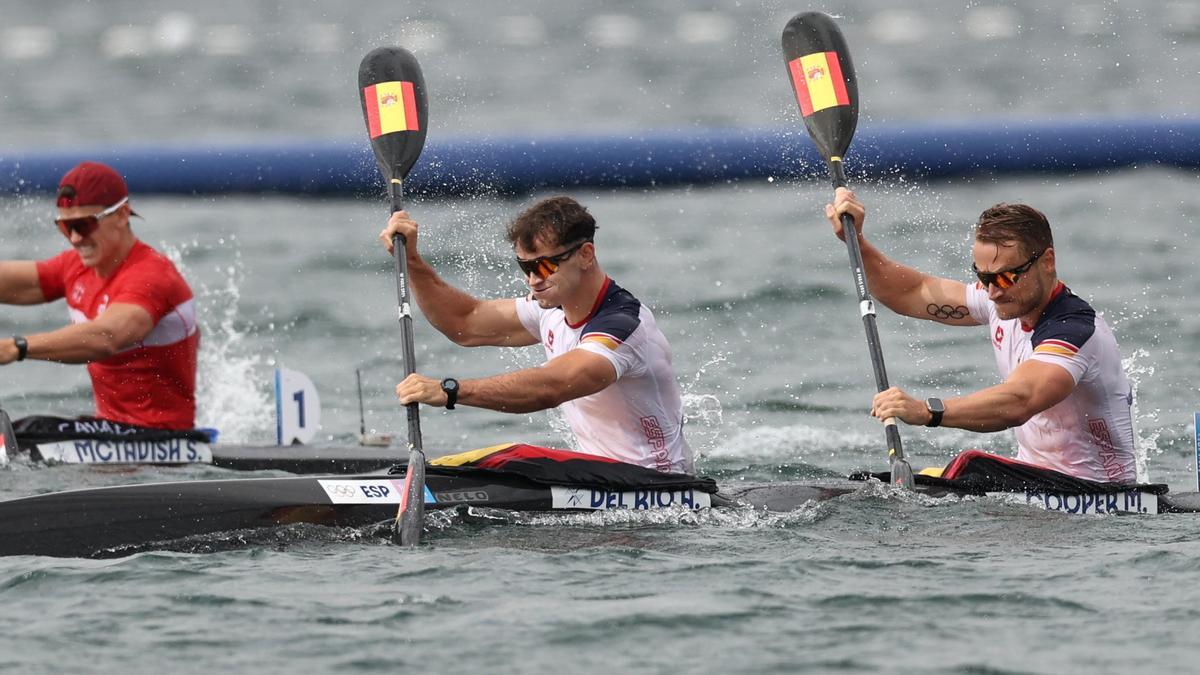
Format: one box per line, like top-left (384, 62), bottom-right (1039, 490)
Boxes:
top-left (0, 162), bottom-right (198, 430)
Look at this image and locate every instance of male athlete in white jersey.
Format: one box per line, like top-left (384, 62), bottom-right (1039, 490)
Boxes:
top-left (380, 196), bottom-right (694, 474)
top-left (826, 188), bottom-right (1136, 483)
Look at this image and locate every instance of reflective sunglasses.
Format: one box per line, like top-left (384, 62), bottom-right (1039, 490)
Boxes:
top-left (515, 239), bottom-right (590, 278)
top-left (973, 249), bottom-right (1043, 289)
top-left (54, 197), bottom-right (128, 238)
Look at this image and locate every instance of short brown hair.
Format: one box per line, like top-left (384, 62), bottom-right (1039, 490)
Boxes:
top-left (974, 203), bottom-right (1053, 257)
top-left (506, 196), bottom-right (597, 251)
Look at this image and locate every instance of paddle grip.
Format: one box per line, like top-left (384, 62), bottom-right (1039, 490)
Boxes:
top-left (829, 158), bottom-right (849, 190)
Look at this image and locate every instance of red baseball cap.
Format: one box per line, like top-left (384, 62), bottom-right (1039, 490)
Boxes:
top-left (56, 161), bottom-right (138, 215)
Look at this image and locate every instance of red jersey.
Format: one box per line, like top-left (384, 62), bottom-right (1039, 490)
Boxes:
top-left (36, 241), bottom-right (199, 430)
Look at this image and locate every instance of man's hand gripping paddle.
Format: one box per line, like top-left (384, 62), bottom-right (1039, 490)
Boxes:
top-left (781, 12), bottom-right (915, 489)
top-left (358, 46), bottom-right (432, 544)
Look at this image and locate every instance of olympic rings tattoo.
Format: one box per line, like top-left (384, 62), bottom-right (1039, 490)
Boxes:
top-left (927, 303), bottom-right (968, 320)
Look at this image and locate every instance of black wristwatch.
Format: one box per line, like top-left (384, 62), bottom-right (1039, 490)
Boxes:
top-left (925, 397), bottom-right (945, 428)
top-left (12, 336), bottom-right (28, 362)
top-left (440, 378), bottom-right (460, 410)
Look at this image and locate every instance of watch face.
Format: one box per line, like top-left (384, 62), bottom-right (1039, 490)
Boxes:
top-left (926, 398), bottom-right (945, 413)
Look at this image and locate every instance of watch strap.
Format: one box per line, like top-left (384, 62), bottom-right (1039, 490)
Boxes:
top-left (441, 378), bottom-right (459, 410)
top-left (925, 398), bottom-right (944, 428)
top-left (12, 336), bottom-right (28, 362)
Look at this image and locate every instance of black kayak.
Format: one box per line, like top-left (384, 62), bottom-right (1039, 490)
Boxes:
top-left (0, 465), bottom-right (1195, 559)
top-left (0, 465), bottom-right (732, 558)
top-left (3, 441), bottom-right (1196, 559)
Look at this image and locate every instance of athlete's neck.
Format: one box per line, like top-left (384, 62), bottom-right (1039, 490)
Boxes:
top-left (96, 236), bottom-right (139, 279)
top-left (1019, 279), bottom-right (1064, 330)
top-left (562, 265), bottom-right (609, 326)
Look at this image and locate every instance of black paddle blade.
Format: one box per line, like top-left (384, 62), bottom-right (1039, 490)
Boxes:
top-left (358, 47), bottom-right (429, 183)
top-left (781, 12), bottom-right (858, 162)
top-left (0, 404), bottom-right (16, 464)
top-left (393, 457), bottom-right (426, 547)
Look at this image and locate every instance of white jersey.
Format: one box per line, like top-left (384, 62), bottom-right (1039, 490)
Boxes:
top-left (964, 282), bottom-right (1136, 483)
top-left (515, 278), bottom-right (694, 474)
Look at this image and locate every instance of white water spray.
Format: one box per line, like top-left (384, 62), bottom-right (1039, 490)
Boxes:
top-left (165, 237), bottom-right (272, 443)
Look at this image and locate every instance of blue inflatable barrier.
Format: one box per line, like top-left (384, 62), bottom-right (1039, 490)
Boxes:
top-left (1, 118), bottom-right (1196, 197)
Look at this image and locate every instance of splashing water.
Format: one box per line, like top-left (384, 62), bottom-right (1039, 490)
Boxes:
top-left (1123, 347), bottom-right (1157, 483)
top-left (708, 422), bottom-right (880, 462)
top-left (164, 237), bottom-right (272, 443)
top-left (682, 392), bottom-right (723, 459)
top-left (680, 351), bottom-right (730, 458)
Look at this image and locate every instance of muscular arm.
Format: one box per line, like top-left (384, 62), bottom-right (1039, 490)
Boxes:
top-left (873, 359), bottom-right (1076, 432)
top-left (855, 239), bottom-right (977, 326)
top-left (0, 261), bottom-right (46, 305)
top-left (408, 255), bottom-right (538, 347)
top-left (941, 360), bottom-right (1076, 432)
top-left (827, 189), bottom-right (979, 327)
top-left (6, 303), bottom-right (155, 364)
top-left (398, 349), bottom-right (618, 413)
top-left (382, 209), bottom-right (537, 348)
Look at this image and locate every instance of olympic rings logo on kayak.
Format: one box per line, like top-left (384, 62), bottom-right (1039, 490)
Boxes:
top-left (328, 484), bottom-right (360, 498)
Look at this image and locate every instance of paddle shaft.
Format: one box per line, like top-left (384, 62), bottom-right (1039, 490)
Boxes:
top-left (389, 178), bottom-right (426, 546)
top-left (827, 159), bottom-right (912, 485)
top-left (356, 369), bottom-right (366, 437)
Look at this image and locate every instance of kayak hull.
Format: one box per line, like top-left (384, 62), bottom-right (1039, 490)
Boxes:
top-left (1, 471), bottom-right (1192, 558)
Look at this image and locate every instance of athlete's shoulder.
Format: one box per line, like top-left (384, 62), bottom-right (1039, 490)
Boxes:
top-left (963, 281), bottom-right (999, 322)
top-left (597, 280), bottom-right (642, 316)
top-left (33, 248), bottom-right (84, 302)
top-left (38, 248), bottom-right (84, 277)
top-left (123, 242), bottom-right (192, 286)
top-left (128, 241), bottom-right (180, 269)
top-left (1031, 285), bottom-right (1098, 351)
top-left (582, 279), bottom-right (643, 342)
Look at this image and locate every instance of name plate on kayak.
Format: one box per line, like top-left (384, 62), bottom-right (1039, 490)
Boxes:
top-left (318, 479), bottom-right (436, 505)
top-left (35, 440), bottom-right (213, 465)
top-left (550, 486), bottom-right (711, 511)
top-left (987, 489), bottom-right (1158, 515)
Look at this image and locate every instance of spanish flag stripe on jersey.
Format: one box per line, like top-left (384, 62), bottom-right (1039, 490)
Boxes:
top-left (582, 332), bottom-right (623, 351)
top-left (789, 51), bottom-right (850, 116)
top-left (364, 81), bottom-right (420, 138)
top-left (1034, 339), bottom-right (1080, 357)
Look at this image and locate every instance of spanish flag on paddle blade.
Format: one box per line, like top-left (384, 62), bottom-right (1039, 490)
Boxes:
top-left (363, 81), bottom-right (420, 137)
top-left (788, 50), bottom-right (850, 117)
